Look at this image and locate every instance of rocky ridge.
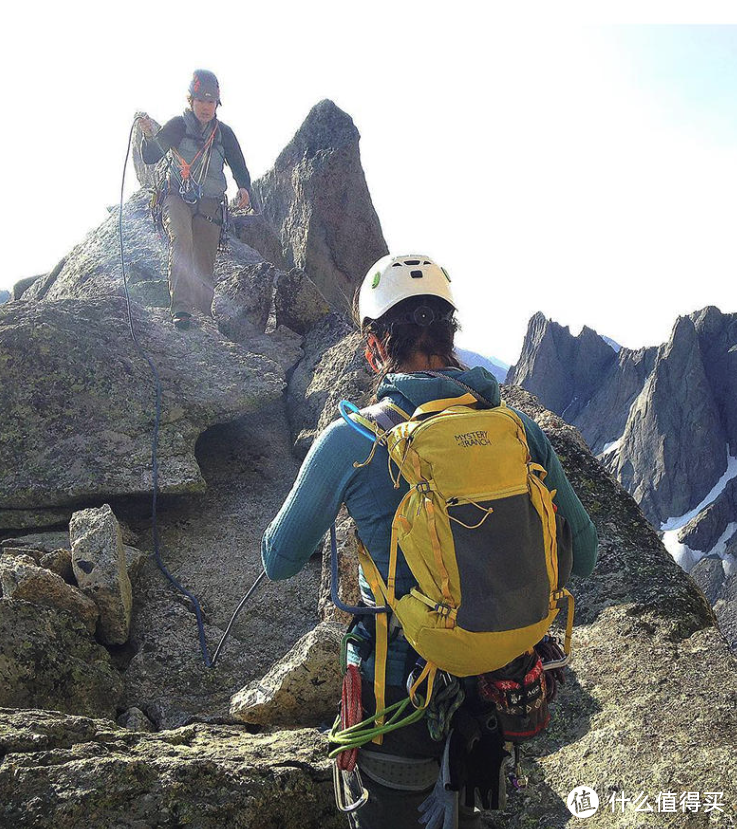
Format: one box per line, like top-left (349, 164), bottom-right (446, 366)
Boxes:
top-left (508, 308), bottom-right (737, 641)
top-left (255, 99), bottom-right (388, 314)
top-left (1, 377), bottom-right (735, 826)
top-left (1, 100), bottom-right (736, 826)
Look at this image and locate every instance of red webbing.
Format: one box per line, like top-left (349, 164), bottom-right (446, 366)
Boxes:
top-left (337, 664), bottom-right (362, 771)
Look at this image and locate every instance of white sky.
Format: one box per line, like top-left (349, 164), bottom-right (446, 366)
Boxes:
top-left (3, 3), bottom-right (737, 364)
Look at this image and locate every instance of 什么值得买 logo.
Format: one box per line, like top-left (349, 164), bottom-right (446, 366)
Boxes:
top-left (567, 786), bottom-right (599, 818)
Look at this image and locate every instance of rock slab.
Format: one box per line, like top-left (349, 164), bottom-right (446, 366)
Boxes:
top-left (230, 620), bottom-right (344, 726)
top-left (0, 601), bottom-right (122, 718)
top-left (0, 555), bottom-right (98, 633)
top-left (0, 297), bottom-right (284, 514)
top-left (255, 99), bottom-right (388, 313)
top-left (70, 505), bottom-right (132, 645)
top-left (0, 709), bottom-right (341, 829)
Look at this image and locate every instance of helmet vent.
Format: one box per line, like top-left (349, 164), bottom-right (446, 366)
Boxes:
top-left (410, 270), bottom-right (423, 278)
top-left (404, 259), bottom-right (421, 265)
top-left (392, 262), bottom-right (402, 267)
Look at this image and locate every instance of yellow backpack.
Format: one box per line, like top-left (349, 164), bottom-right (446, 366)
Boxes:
top-left (346, 389), bottom-right (575, 742)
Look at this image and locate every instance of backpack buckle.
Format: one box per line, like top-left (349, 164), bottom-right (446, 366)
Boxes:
top-left (434, 602), bottom-right (453, 618)
top-left (416, 480), bottom-right (432, 494)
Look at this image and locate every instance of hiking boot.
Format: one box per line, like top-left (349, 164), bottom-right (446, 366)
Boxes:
top-left (172, 312), bottom-right (192, 330)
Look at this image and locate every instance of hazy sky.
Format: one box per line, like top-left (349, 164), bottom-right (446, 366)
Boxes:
top-left (3, 4), bottom-right (737, 364)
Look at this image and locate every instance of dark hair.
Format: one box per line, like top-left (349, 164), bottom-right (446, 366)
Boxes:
top-left (360, 295), bottom-right (461, 387)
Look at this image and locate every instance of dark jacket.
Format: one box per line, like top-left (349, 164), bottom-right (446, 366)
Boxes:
top-left (142, 110), bottom-right (251, 200)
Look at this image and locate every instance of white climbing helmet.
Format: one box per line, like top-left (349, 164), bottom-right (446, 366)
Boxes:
top-left (358, 254), bottom-right (456, 324)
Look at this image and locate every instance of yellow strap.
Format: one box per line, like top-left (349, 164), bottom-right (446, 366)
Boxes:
top-left (528, 462), bottom-right (548, 482)
top-left (351, 413), bottom-right (381, 437)
top-left (386, 489), bottom-right (414, 598)
top-left (562, 588), bottom-right (575, 653)
top-left (372, 610), bottom-right (389, 744)
top-left (551, 588), bottom-right (575, 654)
top-left (410, 587), bottom-right (458, 622)
top-left (408, 661), bottom-right (437, 710)
top-left (355, 542), bottom-right (389, 605)
top-left (355, 540), bottom-right (390, 746)
top-left (425, 498), bottom-right (454, 621)
top-left (387, 522), bottom-right (399, 599)
top-left (410, 393), bottom-right (478, 419)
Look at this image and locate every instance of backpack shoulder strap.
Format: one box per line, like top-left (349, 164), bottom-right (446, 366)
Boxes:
top-left (352, 398), bottom-right (410, 436)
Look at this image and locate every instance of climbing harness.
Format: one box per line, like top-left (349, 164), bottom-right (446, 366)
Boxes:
top-left (146, 120), bottom-right (230, 254)
top-left (119, 116), bottom-right (265, 668)
top-left (170, 122), bottom-right (219, 204)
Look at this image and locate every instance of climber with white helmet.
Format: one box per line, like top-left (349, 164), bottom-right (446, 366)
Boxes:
top-left (262, 254), bottom-right (598, 828)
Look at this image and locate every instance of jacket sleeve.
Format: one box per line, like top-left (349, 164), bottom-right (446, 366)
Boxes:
top-left (261, 420), bottom-right (363, 580)
top-left (141, 117), bottom-right (185, 165)
top-left (221, 125), bottom-right (252, 192)
top-left (516, 410), bottom-right (598, 578)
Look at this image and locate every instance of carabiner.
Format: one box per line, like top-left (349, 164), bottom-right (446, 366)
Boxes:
top-left (333, 762), bottom-right (369, 813)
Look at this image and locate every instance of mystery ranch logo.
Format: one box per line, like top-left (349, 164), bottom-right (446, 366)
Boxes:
top-left (455, 430), bottom-right (491, 448)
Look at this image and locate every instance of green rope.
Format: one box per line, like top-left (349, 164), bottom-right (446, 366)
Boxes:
top-left (425, 675), bottom-right (465, 742)
top-left (328, 695), bottom-right (427, 758)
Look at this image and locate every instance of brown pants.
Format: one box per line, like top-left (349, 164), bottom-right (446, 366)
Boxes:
top-left (163, 193), bottom-right (222, 317)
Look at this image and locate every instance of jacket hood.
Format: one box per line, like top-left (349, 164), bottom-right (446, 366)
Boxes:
top-left (377, 366), bottom-right (501, 412)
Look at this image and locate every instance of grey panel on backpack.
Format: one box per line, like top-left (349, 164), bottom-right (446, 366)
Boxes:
top-left (452, 494), bottom-right (550, 632)
top-left (361, 401), bottom-right (409, 432)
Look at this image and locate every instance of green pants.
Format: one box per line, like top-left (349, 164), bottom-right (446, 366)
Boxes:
top-left (163, 193), bottom-right (222, 317)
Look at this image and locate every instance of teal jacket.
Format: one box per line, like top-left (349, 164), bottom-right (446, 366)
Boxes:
top-left (262, 367), bottom-right (598, 683)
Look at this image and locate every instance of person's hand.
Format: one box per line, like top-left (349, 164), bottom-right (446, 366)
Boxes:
top-left (138, 115), bottom-right (156, 139)
top-left (236, 188), bottom-right (251, 210)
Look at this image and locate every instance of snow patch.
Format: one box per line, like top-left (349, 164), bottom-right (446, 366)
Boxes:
top-left (712, 522), bottom-right (737, 558)
top-left (561, 395), bottom-right (579, 419)
top-left (659, 450), bottom-right (737, 573)
top-left (600, 438), bottom-right (622, 456)
top-left (661, 533), bottom-right (700, 572)
top-left (723, 554), bottom-right (737, 578)
top-left (660, 451), bottom-right (737, 532)
top-left (600, 335), bottom-right (621, 353)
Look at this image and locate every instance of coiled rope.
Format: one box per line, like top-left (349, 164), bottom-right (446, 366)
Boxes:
top-left (119, 117), bottom-right (264, 668)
